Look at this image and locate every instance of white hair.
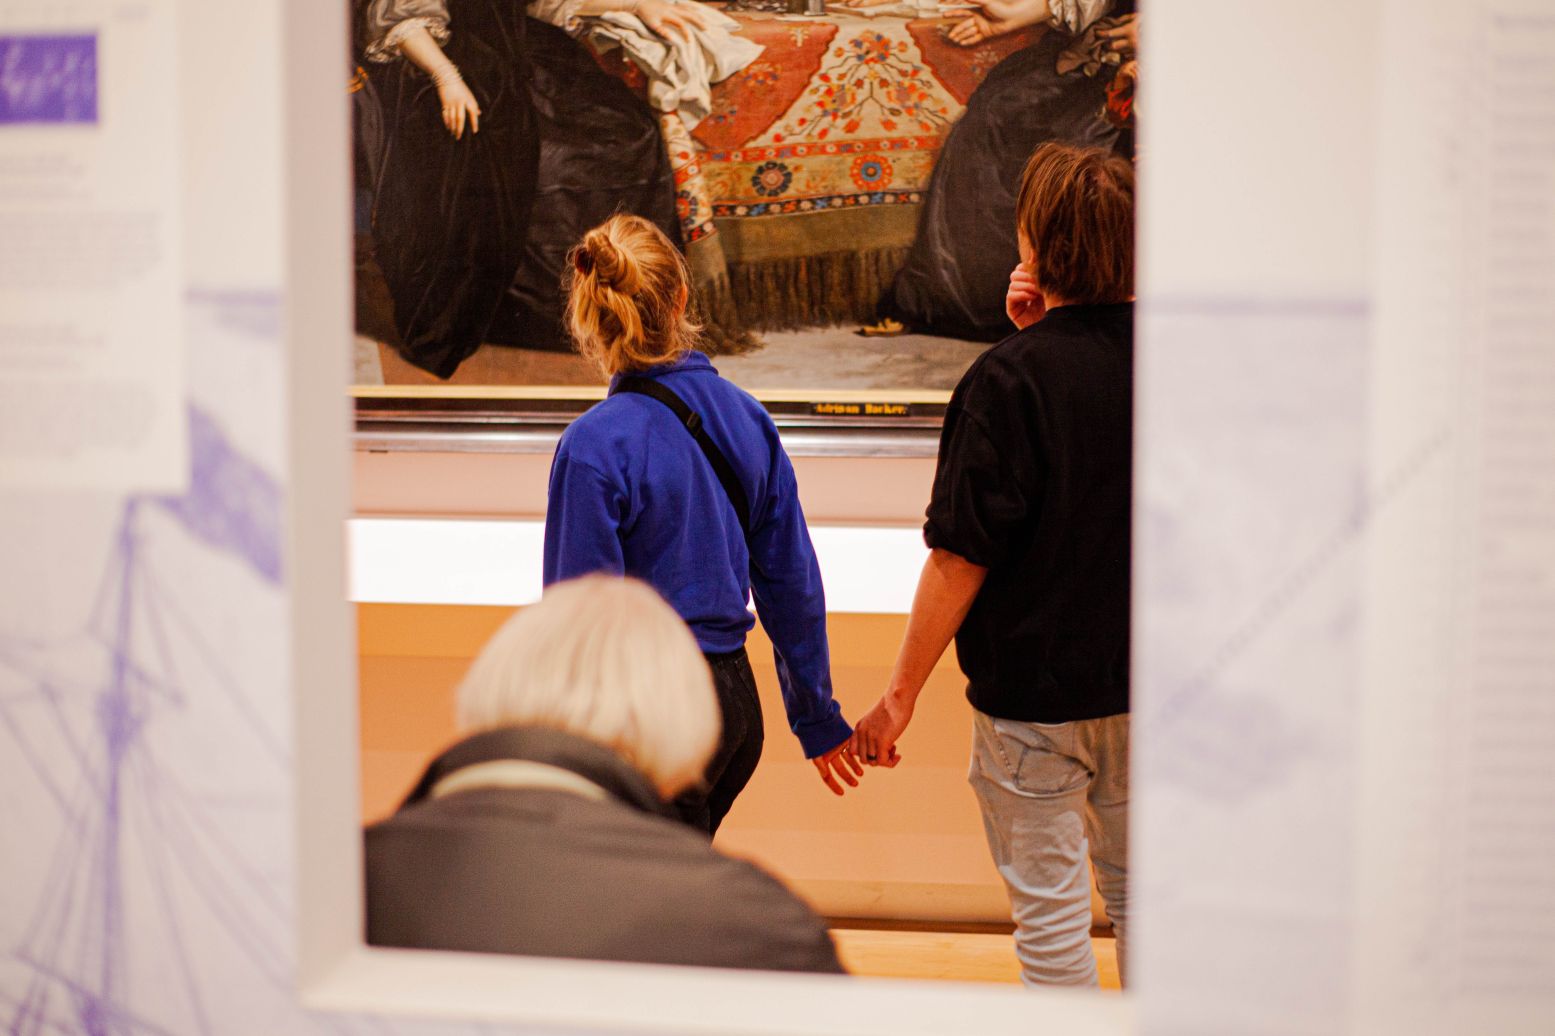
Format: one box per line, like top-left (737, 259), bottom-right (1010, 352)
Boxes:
top-left (456, 575), bottom-right (719, 797)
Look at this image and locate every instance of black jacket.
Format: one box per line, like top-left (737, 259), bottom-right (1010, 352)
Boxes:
top-left (365, 727), bottom-right (845, 974)
top-left (925, 302), bottom-right (1133, 723)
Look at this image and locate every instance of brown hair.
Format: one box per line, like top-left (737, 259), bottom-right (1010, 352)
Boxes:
top-left (566, 214), bottom-right (701, 376)
top-left (1015, 143), bottom-right (1134, 305)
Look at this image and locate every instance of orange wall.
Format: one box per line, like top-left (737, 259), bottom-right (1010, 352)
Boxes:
top-left (359, 603), bottom-right (1014, 923)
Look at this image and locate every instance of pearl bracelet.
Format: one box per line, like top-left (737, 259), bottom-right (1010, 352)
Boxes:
top-left (431, 64), bottom-right (463, 88)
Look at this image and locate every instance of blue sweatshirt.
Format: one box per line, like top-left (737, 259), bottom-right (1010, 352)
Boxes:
top-left (543, 351), bottom-right (850, 759)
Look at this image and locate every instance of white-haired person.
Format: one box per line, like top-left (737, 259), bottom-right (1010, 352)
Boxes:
top-left (544, 213), bottom-right (862, 835)
top-left (365, 576), bottom-right (845, 973)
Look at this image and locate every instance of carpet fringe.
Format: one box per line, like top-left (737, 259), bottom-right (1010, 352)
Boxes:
top-left (728, 247), bottom-right (912, 332)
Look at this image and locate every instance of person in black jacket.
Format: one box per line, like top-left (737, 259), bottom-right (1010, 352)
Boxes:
top-left (365, 575), bottom-right (845, 974)
top-left (852, 142), bottom-right (1134, 988)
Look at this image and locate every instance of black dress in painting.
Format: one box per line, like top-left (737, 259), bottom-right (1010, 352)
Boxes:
top-left (359, 0), bottom-right (540, 379)
top-left (881, 19), bottom-right (1126, 342)
top-left (356, 1), bottom-right (681, 378)
top-left (494, 17), bottom-right (682, 356)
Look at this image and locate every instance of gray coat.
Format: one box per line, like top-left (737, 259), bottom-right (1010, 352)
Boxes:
top-left (365, 727), bottom-right (845, 974)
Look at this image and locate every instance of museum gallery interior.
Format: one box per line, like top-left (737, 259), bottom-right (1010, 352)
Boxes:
top-left (1, 2), bottom-right (1552, 1035)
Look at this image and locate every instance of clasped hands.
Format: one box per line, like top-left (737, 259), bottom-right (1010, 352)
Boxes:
top-left (810, 690), bottom-right (912, 796)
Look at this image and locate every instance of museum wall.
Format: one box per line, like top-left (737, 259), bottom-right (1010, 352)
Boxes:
top-left (0, 2), bottom-right (377, 1033)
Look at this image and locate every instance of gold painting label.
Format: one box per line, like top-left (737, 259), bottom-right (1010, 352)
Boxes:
top-left (810, 402), bottom-right (910, 417)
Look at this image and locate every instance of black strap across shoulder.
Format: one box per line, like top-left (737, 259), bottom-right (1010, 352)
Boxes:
top-left (610, 376), bottom-right (752, 535)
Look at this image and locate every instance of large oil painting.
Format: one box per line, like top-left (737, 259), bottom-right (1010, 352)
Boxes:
top-left (349, 0), bottom-right (1138, 400)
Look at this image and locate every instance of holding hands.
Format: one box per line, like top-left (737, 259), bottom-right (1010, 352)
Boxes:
top-left (808, 703), bottom-right (909, 795)
top-left (808, 696), bottom-right (908, 793)
top-left (846, 548), bottom-right (990, 776)
top-left (851, 693), bottom-right (909, 768)
top-left (811, 741), bottom-right (865, 796)
top-left (807, 693), bottom-right (907, 797)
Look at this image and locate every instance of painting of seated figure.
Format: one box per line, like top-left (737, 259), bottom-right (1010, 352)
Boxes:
top-left (349, 0), bottom-right (1138, 397)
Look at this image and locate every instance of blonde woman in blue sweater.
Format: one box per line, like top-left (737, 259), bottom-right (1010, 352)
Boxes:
top-left (544, 215), bottom-right (862, 834)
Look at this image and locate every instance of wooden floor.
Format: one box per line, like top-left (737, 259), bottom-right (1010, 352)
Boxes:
top-left (831, 929), bottom-right (1121, 990)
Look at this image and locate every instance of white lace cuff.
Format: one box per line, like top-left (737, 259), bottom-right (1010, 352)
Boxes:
top-left (366, 16), bottom-right (451, 63)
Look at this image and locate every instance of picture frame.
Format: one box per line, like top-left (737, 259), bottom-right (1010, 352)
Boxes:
top-left (349, 0), bottom-right (1138, 450)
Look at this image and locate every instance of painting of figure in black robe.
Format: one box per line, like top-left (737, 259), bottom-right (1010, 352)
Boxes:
top-left (354, 0), bottom-right (680, 379)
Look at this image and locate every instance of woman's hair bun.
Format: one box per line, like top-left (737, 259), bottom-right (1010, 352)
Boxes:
top-left (581, 224), bottom-right (640, 293)
top-left (566, 214), bottom-right (701, 377)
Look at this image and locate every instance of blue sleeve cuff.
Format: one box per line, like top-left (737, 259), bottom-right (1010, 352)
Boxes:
top-left (794, 711), bottom-right (853, 760)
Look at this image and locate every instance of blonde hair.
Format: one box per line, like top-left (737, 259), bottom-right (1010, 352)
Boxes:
top-left (566, 214), bottom-right (702, 377)
top-left (455, 575), bottom-right (719, 797)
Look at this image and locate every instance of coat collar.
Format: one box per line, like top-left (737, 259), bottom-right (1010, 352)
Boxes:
top-left (400, 727), bottom-right (675, 820)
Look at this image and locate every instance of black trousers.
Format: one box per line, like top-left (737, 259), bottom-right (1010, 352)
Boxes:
top-left (675, 648), bottom-right (765, 836)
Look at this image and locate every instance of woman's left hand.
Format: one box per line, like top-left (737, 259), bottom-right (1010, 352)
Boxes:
top-left (635, 0), bottom-right (712, 41)
top-left (811, 742), bottom-right (865, 796)
top-left (436, 75), bottom-right (481, 139)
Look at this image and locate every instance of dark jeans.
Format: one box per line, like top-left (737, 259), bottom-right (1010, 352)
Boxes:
top-left (674, 648), bottom-right (764, 836)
